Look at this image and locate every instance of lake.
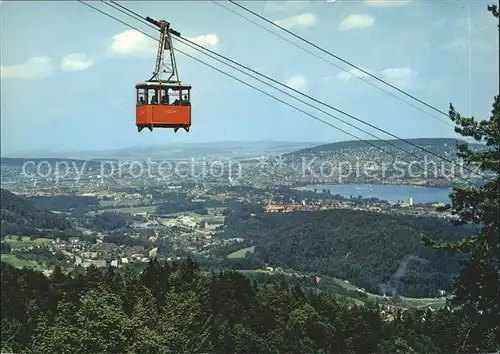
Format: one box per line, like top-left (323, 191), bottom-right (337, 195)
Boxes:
top-left (301, 183), bottom-right (452, 204)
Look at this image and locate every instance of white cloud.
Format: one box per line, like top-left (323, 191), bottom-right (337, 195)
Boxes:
top-left (110, 30), bottom-right (156, 55)
top-left (429, 18), bottom-right (446, 31)
top-left (446, 34), bottom-right (499, 53)
top-left (338, 14), bottom-right (374, 30)
top-left (285, 75), bottom-right (309, 92)
top-left (445, 36), bottom-right (467, 51)
top-left (445, 17), bottom-right (499, 53)
top-left (184, 34), bottom-right (219, 49)
top-left (380, 67), bottom-right (417, 89)
top-left (337, 68), bottom-right (370, 81)
top-left (264, 1), bottom-right (310, 13)
top-left (363, 0), bottom-right (411, 7)
top-left (109, 30), bottom-right (219, 56)
top-left (61, 53), bottom-right (95, 72)
top-left (0, 57), bottom-right (54, 80)
top-left (273, 13), bottom-right (317, 30)
top-left (175, 34), bottom-right (220, 61)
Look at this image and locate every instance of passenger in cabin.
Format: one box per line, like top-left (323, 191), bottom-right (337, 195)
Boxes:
top-left (173, 98), bottom-right (180, 105)
top-left (182, 95), bottom-right (191, 106)
top-left (150, 95), bottom-right (158, 104)
top-left (139, 96), bottom-right (145, 104)
top-left (161, 89), bottom-right (169, 104)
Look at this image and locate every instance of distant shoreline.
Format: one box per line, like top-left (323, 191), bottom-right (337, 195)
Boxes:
top-left (293, 182), bottom-right (453, 205)
top-left (293, 180), bottom-right (456, 190)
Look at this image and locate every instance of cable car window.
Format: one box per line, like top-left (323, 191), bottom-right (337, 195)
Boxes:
top-left (148, 88), bottom-right (158, 104)
top-left (161, 88), bottom-right (169, 104)
top-left (169, 88), bottom-right (181, 105)
top-left (137, 88), bottom-right (146, 105)
top-left (181, 89), bottom-right (191, 106)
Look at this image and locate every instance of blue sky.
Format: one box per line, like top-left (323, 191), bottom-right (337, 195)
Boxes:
top-left (1, 0), bottom-right (498, 154)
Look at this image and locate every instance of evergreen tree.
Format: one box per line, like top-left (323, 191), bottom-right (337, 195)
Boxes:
top-left (424, 5), bottom-right (499, 350)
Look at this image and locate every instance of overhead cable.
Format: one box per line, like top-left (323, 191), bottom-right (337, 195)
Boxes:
top-left (78, 0), bottom-right (485, 186)
top-left (212, 0), bottom-right (454, 128)
top-left (227, 0), bottom-right (452, 119)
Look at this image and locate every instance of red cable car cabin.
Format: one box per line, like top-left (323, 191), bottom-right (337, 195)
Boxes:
top-left (135, 17), bottom-right (192, 133)
top-left (136, 82), bottom-right (192, 132)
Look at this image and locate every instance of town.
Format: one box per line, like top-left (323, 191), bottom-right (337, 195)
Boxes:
top-left (1, 152), bottom-right (457, 279)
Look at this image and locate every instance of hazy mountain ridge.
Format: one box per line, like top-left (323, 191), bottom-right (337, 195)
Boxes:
top-left (285, 138), bottom-right (486, 157)
top-left (0, 158), bottom-right (108, 168)
top-left (3, 141), bottom-right (322, 161)
top-left (3, 138), bottom-right (487, 162)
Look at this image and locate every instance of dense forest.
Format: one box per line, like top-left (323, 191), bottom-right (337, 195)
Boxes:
top-left (221, 206), bottom-right (473, 297)
top-left (82, 211), bottom-right (129, 231)
top-left (1, 259), bottom-right (497, 353)
top-left (155, 200), bottom-right (207, 215)
top-left (27, 195), bottom-right (100, 213)
top-left (0, 189), bottom-right (72, 237)
top-left (0, 188), bottom-right (473, 298)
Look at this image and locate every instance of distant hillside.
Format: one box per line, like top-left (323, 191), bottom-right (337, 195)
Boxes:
top-left (27, 195), bottom-right (101, 213)
top-left (286, 138), bottom-right (484, 157)
top-left (221, 207), bottom-right (473, 298)
top-left (0, 189), bottom-right (72, 236)
top-left (272, 137), bottom-right (491, 186)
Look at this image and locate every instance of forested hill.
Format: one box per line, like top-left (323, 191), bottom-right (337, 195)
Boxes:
top-left (285, 138), bottom-right (484, 157)
top-left (0, 188), bottom-right (72, 236)
top-left (2, 259), bottom-right (497, 353)
top-left (221, 207), bottom-right (473, 297)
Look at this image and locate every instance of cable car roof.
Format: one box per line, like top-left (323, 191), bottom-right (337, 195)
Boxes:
top-left (135, 81), bottom-right (192, 90)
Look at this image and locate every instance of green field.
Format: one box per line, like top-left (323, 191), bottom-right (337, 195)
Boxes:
top-left (3, 235), bottom-right (53, 247)
top-left (99, 199), bottom-right (145, 207)
top-left (181, 213), bottom-right (225, 224)
top-left (97, 205), bottom-right (158, 214)
top-left (402, 297), bottom-right (447, 309)
top-left (227, 246), bottom-right (255, 259)
top-left (0, 254), bottom-right (39, 268)
top-left (236, 268), bottom-right (446, 309)
top-left (302, 272), bottom-right (447, 308)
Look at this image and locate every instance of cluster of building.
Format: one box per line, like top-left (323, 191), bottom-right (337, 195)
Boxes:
top-left (263, 198), bottom-right (456, 219)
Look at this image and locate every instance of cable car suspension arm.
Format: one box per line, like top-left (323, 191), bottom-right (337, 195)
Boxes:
top-left (145, 16), bottom-right (182, 83)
